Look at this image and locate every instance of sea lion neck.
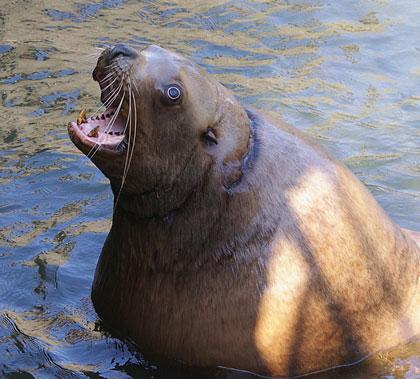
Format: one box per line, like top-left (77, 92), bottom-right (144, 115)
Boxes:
top-left (112, 104), bottom-right (255, 220)
top-left (104, 145), bottom-right (262, 275)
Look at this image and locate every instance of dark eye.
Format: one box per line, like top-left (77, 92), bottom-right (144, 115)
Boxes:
top-left (167, 86), bottom-right (181, 102)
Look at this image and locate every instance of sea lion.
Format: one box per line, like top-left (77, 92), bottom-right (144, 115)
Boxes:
top-left (67, 43), bottom-right (420, 377)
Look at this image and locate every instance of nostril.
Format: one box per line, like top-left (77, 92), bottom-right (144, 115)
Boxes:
top-left (107, 43), bottom-right (137, 63)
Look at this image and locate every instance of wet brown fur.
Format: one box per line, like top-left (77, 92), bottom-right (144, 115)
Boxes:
top-left (69, 45), bottom-right (420, 377)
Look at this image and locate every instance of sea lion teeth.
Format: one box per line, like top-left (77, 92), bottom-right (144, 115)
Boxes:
top-left (76, 108), bottom-right (87, 125)
top-left (87, 125), bottom-right (100, 138)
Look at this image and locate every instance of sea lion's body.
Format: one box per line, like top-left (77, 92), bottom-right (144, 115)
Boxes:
top-left (68, 44), bottom-right (420, 377)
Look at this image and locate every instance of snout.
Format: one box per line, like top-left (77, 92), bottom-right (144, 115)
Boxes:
top-left (106, 43), bottom-right (138, 64)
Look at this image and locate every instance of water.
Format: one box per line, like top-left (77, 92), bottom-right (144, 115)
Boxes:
top-left (0, 0), bottom-right (419, 378)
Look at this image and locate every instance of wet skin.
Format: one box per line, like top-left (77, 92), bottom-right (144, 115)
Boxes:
top-left (68, 44), bottom-right (420, 377)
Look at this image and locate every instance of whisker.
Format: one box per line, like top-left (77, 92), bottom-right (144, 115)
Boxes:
top-left (84, 52), bottom-right (102, 58)
top-left (89, 58), bottom-right (118, 77)
top-left (100, 77), bottom-right (124, 108)
top-left (92, 78), bottom-right (120, 117)
top-left (99, 69), bottom-right (118, 85)
top-left (104, 62), bottom-right (119, 72)
top-left (101, 75), bottom-right (119, 94)
top-left (120, 80), bottom-right (132, 174)
top-left (98, 75), bottom-right (115, 86)
top-left (114, 78), bottom-right (136, 212)
top-left (102, 81), bottom-right (126, 135)
top-left (88, 89), bottom-right (125, 160)
top-left (104, 79), bottom-right (122, 103)
top-left (132, 79), bottom-right (141, 96)
top-left (127, 84), bottom-right (137, 183)
top-left (89, 93), bottom-right (125, 160)
top-left (90, 80), bottom-right (122, 119)
top-left (124, 81), bottom-right (137, 187)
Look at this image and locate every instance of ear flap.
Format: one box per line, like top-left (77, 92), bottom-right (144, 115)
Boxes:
top-left (203, 127), bottom-right (218, 144)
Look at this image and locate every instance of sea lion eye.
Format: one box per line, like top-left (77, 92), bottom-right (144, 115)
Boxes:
top-left (167, 86), bottom-right (181, 101)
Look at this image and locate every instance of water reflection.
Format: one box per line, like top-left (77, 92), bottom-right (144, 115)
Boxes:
top-left (0, 0), bottom-right (419, 377)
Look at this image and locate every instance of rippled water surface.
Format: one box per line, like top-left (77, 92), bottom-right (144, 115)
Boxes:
top-left (0, 1), bottom-right (419, 378)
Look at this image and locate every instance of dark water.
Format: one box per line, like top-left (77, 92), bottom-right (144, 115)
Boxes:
top-left (0, 0), bottom-right (419, 378)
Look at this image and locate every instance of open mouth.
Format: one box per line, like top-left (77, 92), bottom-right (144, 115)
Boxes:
top-left (68, 107), bottom-right (127, 154)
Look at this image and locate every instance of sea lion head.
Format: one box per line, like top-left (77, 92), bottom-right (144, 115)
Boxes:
top-left (68, 44), bottom-right (251, 218)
